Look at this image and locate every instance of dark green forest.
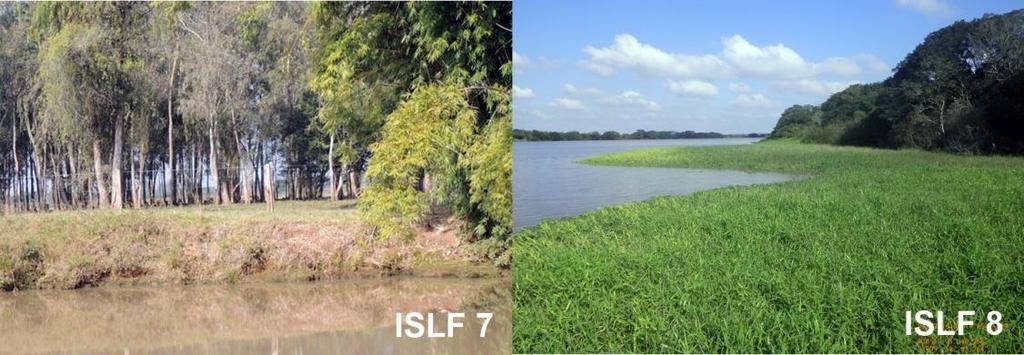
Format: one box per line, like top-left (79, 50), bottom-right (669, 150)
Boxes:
top-left (771, 10), bottom-right (1024, 154)
top-left (0, 2), bottom-right (511, 240)
top-left (513, 129), bottom-right (765, 141)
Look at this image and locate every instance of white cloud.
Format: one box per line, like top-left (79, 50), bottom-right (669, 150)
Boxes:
top-left (577, 61), bottom-right (616, 76)
top-left (733, 93), bottom-right (774, 108)
top-left (818, 57), bottom-right (862, 77)
top-left (581, 34), bottom-right (733, 78)
top-left (551, 98), bottom-right (586, 110)
top-left (728, 83), bottom-right (752, 93)
top-left (895, 0), bottom-right (952, 16)
top-left (721, 35), bottom-right (809, 79)
top-left (668, 80), bottom-right (719, 97)
top-left (580, 33), bottom-right (874, 82)
top-left (563, 83), bottom-right (577, 93)
top-left (721, 35), bottom-right (862, 79)
top-left (563, 83), bottom-right (603, 97)
top-left (513, 51), bottom-right (529, 72)
top-left (512, 85), bottom-right (535, 99)
top-left (854, 54), bottom-right (890, 73)
top-left (524, 109), bottom-right (552, 119)
top-left (777, 79), bottom-right (860, 96)
top-left (601, 91), bottom-right (661, 111)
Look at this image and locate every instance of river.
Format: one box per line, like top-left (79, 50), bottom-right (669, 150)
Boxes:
top-left (513, 138), bottom-right (794, 230)
top-left (0, 278), bottom-right (510, 354)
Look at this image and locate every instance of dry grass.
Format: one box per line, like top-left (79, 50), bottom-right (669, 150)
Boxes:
top-left (0, 200), bottom-right (499, 290)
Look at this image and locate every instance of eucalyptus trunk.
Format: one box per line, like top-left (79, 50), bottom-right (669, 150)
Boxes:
top-left (208, 117), bottom-right (220, 204)
top-left (11, 115), bottom-right (19, 211)
top-left (93, 140), bottom-right (109, 208)
top-left (328, 134), bottom-right (337, 200)
top-left (131, 147), bottom-right (142, 209)
top-left (111, 115), bottom-right (124, 210)
top-left (167, 54), bottom-right (178, 206)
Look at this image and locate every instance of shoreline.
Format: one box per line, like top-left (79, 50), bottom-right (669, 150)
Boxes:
top-left (0, 200), bottom-right (506, 291)
top-left (513, 136), bottom-right (766, 143)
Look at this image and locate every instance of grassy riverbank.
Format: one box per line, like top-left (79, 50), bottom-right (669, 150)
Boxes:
top-left (0, 200), bottom-right (502, 291)
top-left (513, 140), bottom-right (1024, 353)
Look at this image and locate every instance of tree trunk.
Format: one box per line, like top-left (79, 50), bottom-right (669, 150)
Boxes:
top-left (111, 114), bottom-right (124, 210)
top-left (938, 97), bottom-right (946, 135)
top-left (208, 117), bottom-right (220, 205)
top-left (328, 134), bottom-right (336, 200)
top-left (1, 157), bottom-right (7, 214)
top-left (49, 151), bottom-right (61, 210)
top-left (264, 163), bottom-right (274, 212)
top-left (93, 140), bottom-right (109, 208)
top-left (236, 137), bottom-right (251, 203)
top-left (25, 120), bottom-right (46, 211)
top-left (192, 144), bottom-right (199, 204)
top-left (11, 114), bottom-right (19, 212)
top-left (221, 176), bottom-right (233, 205)
top-left (140, 140), bottom-right (148, 206)
top-left (27, 159), bottom-right (37, 212)
top-left (67, 146), bottom-right (79, 208)
top-left (167, 54), bottom-right (178, 206)
top-left (340, 166), bottom-right (350, 199)
top-left (230, 107), bottom-right (250, 204)
top-left (348, 170), bottom-right (360, 198)
top-left (422, 171), bottom-right (432, 193)
top-left (131, 147), bottom-right (142, 209)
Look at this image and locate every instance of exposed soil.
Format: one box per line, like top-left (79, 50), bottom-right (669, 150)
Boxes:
top-left (0, 203), bottom-right (503, 291)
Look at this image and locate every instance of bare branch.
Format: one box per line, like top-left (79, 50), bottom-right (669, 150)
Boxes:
top-left (178, 17), bottom-right (205, 43)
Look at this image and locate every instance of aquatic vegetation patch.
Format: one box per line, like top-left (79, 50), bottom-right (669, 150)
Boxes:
top-left (514, 141), bottom-right (1024, 353)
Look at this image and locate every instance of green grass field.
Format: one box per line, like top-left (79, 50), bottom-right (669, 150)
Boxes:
top-left (513, 141), bottom-right (1024, 353)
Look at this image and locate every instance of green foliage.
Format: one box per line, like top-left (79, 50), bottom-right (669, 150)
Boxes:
top-left (405, 2), bottom-right (512, 86)
top-left (464, 235), bottom-right (511, 269)
top-left (313, 2), bottom-right (512, 241)
top-left (819, 83), bottom-right (883, 126)
top-left (768, 10), bottom-right (1024, 154)
top-left (359, 83), bottom-right (477, 238)
top-left (769, 104), bottom-right (821, 139)
top-left (35, 22), bottom-right (109, 141)
top-left (5, 1), bottom-right (512, 261)
top-left (312, 2), bottom-right (511, 89)
top-left (463, 104), bottom-right (512, 236)
top-left (517, 142), bottom-right (1024, 352)
top-left (31, 2), bottom-right (151, 144)
top-left (309, 41), bottom-right (387, 166)
top-left (234, 3), bottom-right (271, 49)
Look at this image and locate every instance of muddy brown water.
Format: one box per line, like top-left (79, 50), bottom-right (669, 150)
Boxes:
top-left (0, 278), bottom-right (510, 354)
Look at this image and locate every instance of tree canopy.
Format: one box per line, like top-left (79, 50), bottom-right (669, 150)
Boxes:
top-left (1, 2), bottom-right (512, 244)
top-left (770, 10), bottom-right (1024, 155)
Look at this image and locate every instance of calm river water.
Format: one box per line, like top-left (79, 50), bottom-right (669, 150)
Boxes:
top-left (513, 138), bottom-right (794, 230)
top-left (0, 278), bottom-right (510, 354)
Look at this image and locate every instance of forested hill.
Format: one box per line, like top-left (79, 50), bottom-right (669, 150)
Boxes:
top-left (514, 129), bottom-right (766, 141)
top-left (770, 10), bottom-right (1024, 155)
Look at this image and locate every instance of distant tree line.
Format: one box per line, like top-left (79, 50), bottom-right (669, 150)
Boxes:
top-left (0, 2), bottom-right (511, 240)
top-left (513, 129), bottom-right (766, 141)
top-left (770, 10), bottom-right (1024, 155)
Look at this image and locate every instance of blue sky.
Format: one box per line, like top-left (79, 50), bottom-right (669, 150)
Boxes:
top-left (513, 0), bottom-right (1023, 134)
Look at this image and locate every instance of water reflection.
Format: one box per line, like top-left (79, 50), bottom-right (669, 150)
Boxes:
top-left (0, 278), bottom-right (510, 354)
